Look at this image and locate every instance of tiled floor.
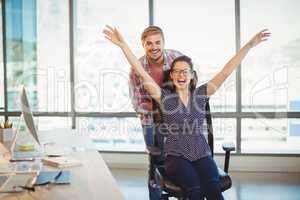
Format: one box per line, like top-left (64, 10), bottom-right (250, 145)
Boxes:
top-left (111, 168), bottom-right (300, 200)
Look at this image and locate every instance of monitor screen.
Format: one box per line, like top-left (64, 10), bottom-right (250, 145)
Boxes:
top-left (19, 85), bottom-right (40, 145)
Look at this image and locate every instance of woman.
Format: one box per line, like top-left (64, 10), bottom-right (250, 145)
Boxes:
top-left (103, 25), bottom-right (270, 200)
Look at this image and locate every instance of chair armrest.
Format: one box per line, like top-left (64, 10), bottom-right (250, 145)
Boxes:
top-left (222, 142), bottom-right (235, 152)
top-left (222, 142), bottom-right (235, 173)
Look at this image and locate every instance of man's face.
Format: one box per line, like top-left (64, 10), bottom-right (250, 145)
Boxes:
top-left (143, 33), bottom-right (164, 63)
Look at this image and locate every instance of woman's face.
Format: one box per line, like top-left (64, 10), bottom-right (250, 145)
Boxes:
top-left (170, 61), bottom-right (193, 91)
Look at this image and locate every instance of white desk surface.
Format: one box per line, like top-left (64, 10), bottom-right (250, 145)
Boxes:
top-left (0, 129), bottom-right (124, 200)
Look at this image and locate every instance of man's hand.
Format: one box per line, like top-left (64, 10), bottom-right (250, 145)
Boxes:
top-left (247, 29), bottom-right (271, 48)
top-left (103, 25), bottom-right (125, 47)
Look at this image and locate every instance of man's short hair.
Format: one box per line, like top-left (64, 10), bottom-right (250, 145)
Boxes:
top-left (141, 26), bottom-right (165, 43)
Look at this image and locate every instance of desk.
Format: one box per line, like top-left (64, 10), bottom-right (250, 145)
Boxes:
top-left (1, 143), bottom-right (124, 199)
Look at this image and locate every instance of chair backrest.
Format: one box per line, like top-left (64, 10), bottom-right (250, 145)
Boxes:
top-left (205, 100), bottom-right (214, 156)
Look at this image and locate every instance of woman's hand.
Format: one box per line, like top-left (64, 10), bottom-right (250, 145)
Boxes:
top-left (103, 25), bottom-right (125, 47)
top-left (102, 25), bottom-right (162, 104)
top-left (207, 29), bottom-right (270, 96)
top-left (247, 29), bottom-right (271, 48)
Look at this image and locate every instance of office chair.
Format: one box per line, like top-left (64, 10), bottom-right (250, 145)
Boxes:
top-left (147, 100), bottom-right (235, 200)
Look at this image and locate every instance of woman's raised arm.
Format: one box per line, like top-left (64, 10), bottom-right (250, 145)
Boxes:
top-left (207, 29), bottom-right (271, 96)
top-left (103, 25), bottom-right (161, 104)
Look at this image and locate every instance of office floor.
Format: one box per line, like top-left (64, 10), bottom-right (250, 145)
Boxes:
top-left (111, 168), bottom-right (300, 200)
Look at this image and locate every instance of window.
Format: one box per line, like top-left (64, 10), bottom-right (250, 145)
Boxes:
top-left (5, 0), bottom-right (70, 112)
top-left (36, 117), bottom-right (72, 131)
top-left (5, 0), bottom-right (37, 111)
top-left (0, 1), bottom-right (4, 111)
top-left (36, 0), bottom-right (70, 112)
top-left (77, 117), bottom-right (144, 151)
top-left (155, 0), bottom-right (236, 112)
top-left (74, 0), bottom-right (148, 112)
top-left (241, 0), bottom-right (300, 112)
top-left (155, 0), bottom-right (237, 152)
top-left (240, 0), bottom-right (300, 154)
top-left (1, 1), bottom-right (299, 154)
top-left (242, 119), bottom-right (300, 153)
top-left (213, 118), bottom-right (236, 153)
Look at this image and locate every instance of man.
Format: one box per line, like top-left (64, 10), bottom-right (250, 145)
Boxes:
top-left (129, 26), bottom-right (182, 200)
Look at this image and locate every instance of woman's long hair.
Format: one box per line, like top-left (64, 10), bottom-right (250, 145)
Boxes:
top-left (162, 55), bottom-right (198, 93)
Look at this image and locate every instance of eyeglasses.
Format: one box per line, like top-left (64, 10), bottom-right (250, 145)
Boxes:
top-left (172, 69), bottom-right (191, 76)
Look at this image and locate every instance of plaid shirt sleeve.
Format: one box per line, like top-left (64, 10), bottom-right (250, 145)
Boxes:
top-left (129, 68), bottom-right (149, 114)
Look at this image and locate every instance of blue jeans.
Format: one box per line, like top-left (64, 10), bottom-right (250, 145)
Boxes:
top-left (143, 125), bottom-right (155, 147)
top-left (142, 125), bottom-right (162, 200)
top-left (165, 155), bottom-right (224, 200)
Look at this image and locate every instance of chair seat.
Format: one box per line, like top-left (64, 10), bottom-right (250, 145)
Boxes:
top-left (156, 166), bottom-right (232, 197)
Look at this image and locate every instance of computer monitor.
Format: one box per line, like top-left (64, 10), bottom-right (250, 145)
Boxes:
top-left (9, 113), bottom-right (22, 155)
top-left (19, 85), bottom-right (40, 145)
